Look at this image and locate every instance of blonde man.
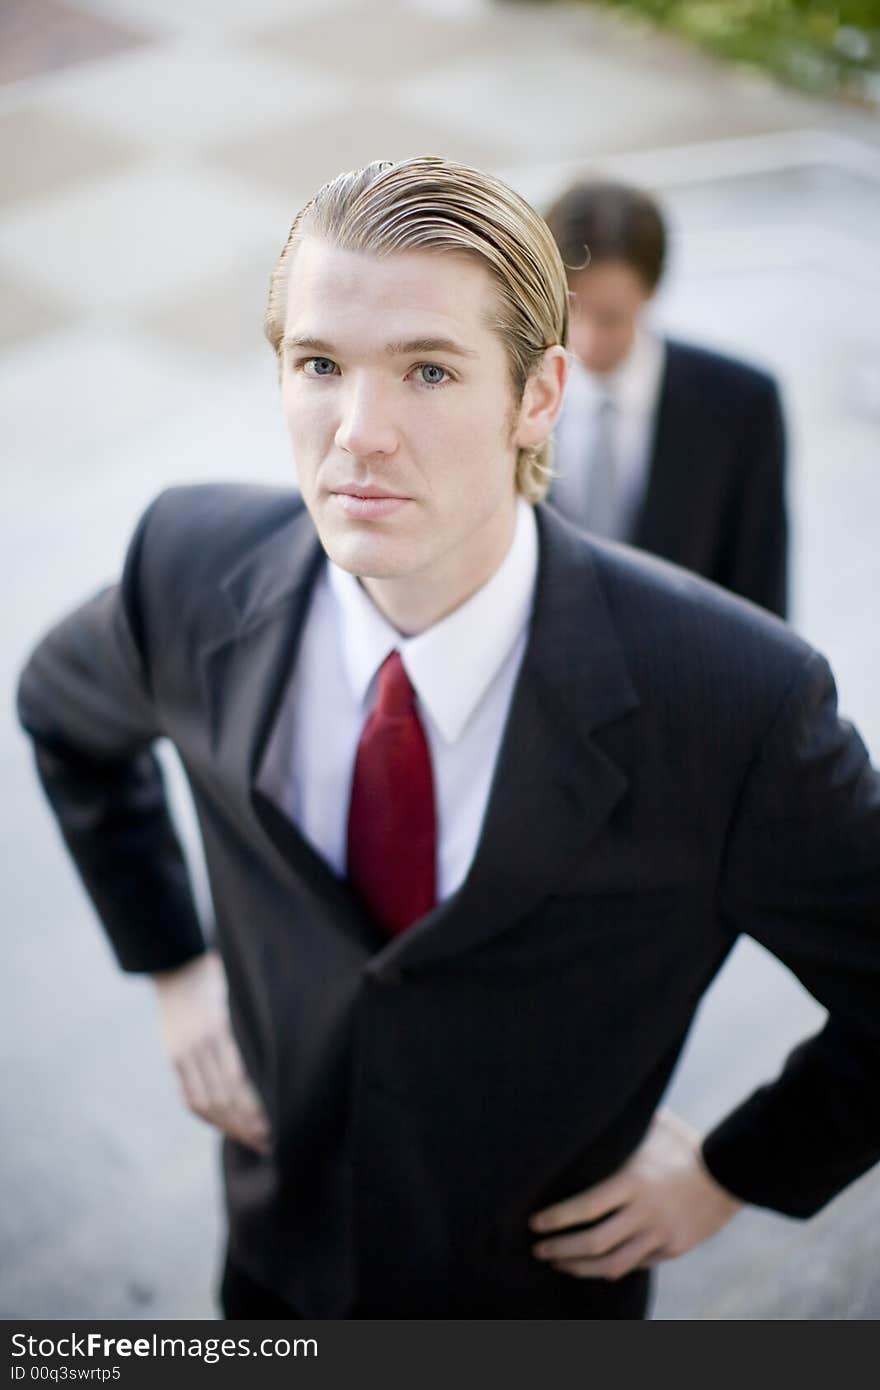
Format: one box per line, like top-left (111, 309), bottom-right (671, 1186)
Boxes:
top-left (18, 156), bottom-right (880, 1319)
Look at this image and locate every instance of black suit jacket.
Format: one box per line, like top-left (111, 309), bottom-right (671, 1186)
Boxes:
top-left (17, 486), bottom-right (880, 1319)
top-left (553, 339), bottom-right (789, 618)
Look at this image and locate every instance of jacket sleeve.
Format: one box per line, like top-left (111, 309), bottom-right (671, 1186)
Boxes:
top-left (721, 375), bottom-right (789, 619)
top-left (16, 495), bottom-right (206, 974)
top-left (701, 650), bottom-right (880, 1216)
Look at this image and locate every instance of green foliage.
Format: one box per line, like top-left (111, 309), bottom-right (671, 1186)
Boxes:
top-left (571, 1), bottom-right (880, 99)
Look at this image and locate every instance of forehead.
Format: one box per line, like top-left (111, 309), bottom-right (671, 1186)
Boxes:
top-left (283, 236), bottom-right (500, 348)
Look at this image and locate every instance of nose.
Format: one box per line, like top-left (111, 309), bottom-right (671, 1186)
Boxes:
top-left (334, 374), bottom-right (399, 460)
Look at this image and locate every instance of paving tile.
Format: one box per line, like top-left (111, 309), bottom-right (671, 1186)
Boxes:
top-left (58, 359), bottom-right (295, 498)
top-left (0, 0), bottom-right (149, 86)
top-left (74, 0), bottom-right (352, 39)
top-left (663, 164), bottom-right (880, 241)
top-left (205, 100), bottom-right (513, 205)
top-left (252, 0), bottom-right (504, 79)
top-left (0, 165), bottom-right (289, 315)
top-left (0, 106), bottom-right (135, 209)
top-left (37, 40), bottom-right (350, 153)
top-left (658, 1167), bottom-right (880, 1319)
top-left (136, 258), bottom-right (276, 364)
top-left (390, 47), bottom-right (821, 166)
top-left (0, 268), bottom-right (75, 351)
top-left (0, 324), bottom-right (214, 465)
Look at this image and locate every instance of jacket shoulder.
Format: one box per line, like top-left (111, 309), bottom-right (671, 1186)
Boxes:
top-left (129, 482), bottom-right (307, 651)
top-left (590, 533), bottom-right (809, 712)
top-left (664, 338), bottom-right (779, 403)
top-left (138, 482), bottom-right (305, 575)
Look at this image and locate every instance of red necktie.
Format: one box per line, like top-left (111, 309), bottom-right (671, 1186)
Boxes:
top-left (346, 651), bottom-right (437, 936)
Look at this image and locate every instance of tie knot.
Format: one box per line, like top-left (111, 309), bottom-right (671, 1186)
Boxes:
top-left (375, 650), bottom-right (415, 718)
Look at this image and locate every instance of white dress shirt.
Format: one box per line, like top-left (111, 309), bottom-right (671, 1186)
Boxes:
top-left (263, 498), bottom-right (538, 902)
top-left (552, 328), bottom-right (666, 539)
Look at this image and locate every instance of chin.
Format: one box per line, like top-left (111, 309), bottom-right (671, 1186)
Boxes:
top-left (320, 525), bottom-right (417, 581)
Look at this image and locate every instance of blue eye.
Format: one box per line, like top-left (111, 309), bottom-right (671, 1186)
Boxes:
top-left (417, 364), bottom-right (447, 386)
top-left (307, 358), bottom-right (337, 376)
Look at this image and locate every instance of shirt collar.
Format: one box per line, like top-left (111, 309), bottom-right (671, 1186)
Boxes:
top-left (327, 497), bottom-right (538, 744)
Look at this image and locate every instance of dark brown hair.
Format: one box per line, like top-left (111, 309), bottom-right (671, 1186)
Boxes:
top-left (543, 180), bottom-right (667, 291)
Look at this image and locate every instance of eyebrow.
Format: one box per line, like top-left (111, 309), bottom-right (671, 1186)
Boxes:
top-left (282, 334), bottom-right (479, 360)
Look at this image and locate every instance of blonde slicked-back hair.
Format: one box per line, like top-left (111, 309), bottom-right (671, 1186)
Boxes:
top-left (264, 156), bottom-right (569, 503)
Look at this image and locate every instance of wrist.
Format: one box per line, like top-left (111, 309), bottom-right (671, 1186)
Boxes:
top-left (698, 1140), bottom-right (745, 1215)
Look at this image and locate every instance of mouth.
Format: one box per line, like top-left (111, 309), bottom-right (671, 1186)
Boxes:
top-left (332, 483), bottom-right (409, 499)
top-left (329, 483), bottom-right (411, 517)
top-left (329, 486), bottom-right (413, 519)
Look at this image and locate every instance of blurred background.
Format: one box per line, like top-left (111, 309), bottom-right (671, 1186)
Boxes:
top-left (3, 0), bottom-right (879, 1320)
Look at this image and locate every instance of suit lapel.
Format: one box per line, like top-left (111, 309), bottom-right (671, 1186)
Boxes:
top-left (199, 501), bottom-right (379, 940)
top-left (200, 500), bottom-right (323, 762)
top-left (367, 504), bottom-right (639, 978)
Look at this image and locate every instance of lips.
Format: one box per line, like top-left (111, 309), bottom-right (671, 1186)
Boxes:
top-left (331, 488), bottom-right (413, 520)
top-left (332, 484), bottom-right (409, 501)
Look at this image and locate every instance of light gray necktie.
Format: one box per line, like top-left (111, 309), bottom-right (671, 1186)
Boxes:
top-left (584, 395), bottom-right (619, 538)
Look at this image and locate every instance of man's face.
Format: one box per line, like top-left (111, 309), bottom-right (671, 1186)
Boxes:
top-left (567, 260), bottom-right (651, 375)
top-left (279, 237), bottom-right (525, 593)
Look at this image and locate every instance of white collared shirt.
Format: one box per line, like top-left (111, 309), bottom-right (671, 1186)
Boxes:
top-left (552, 328), bottom-right (666, 538)
top-left (274, 498), bottom-right (538, 900)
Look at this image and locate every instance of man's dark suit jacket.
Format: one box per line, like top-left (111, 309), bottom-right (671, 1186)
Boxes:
top-left (16, 485), bottom-right (880, 1319)
top-left (552, 340), bottom-right (789, 618)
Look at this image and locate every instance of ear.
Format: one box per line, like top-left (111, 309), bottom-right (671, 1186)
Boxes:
top-left (513, 346), bottom-right (568, 450)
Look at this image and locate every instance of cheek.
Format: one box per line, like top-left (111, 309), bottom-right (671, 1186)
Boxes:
top-left (437, 410), bottom-right (516, 504)
top-left (280, 380), bottom-right (299, 433)
top-left (282, 384), bottom-right (333, 451)
top-left (442, 401), bottom-right (504, 454)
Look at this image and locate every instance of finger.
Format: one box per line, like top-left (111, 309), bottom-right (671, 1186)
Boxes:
top-left (215, 1033), bottom-right (269, 1125)
top-left (636, 1247), bottom-right (671, 1269)
top-left (174, 1053), bottom-right (211, 1116)
top-left (221, 1109), bottom-right (271, 1152)
top-left (530, 1174), bottom-right (631, 1233)
top-left (237, 1128), bottom-right (273, 1156)
top-left (199, 1031), bottom-right (271, 1151)
top-left (194, 1034), bottom-right (230, 1110)
top-left (185, 1041), bottom-right (242, 1133)
top-left (200, 1026), bottom-right (253, 1103)
top-left (216, 1037), bottom-right (272, 1150)
top-left (201, 1088), bottom-right (271, 1153)
top-left (235, 1077), bottom-right (271, 1130)
top-left (228, 1078), bottom-right (272, 1147)
top-left (552, 1232), bottom-right (662, 1282)
top-left (533, 1207), bottom-right (639, 1262)
top-left (214, 1027), bottom-right (247, 1086)
top-left (176, 1035), bottom-right (271, 1150)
